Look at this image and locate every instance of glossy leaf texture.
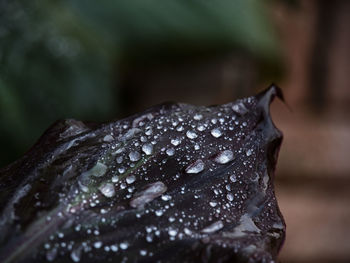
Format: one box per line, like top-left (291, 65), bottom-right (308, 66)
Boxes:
top-left (0, 85), bottom-right (285, 263)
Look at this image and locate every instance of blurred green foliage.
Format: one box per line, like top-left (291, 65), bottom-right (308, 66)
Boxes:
top-left (0, 0), bottom-right (280, 167)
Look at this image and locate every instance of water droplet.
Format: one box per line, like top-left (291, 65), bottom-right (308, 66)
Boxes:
top-left (161, 194), bottom-right (172, 201)
top-left (126, 175), bottom-right (136, 184)
top-left (166, 148), bottom-right (175, 156)
top-left (211, 128), bottom-right (222, 138)
top-left (130, 182), bottom-right (167, 208)
top-left (214, 150), bottom-right (233, 164)
top-left (46, 248), bottom-right (57, 261)
top-left (83, 162), bottom-right (107, 178)
top-left (103, 134), bottom-right (114, 142)
top-left (176, 125), bottom-right (184, 132)
top-left (193, 114), bottom-right (203, 120)
top-left (70, 248), bottom-right (81, 262)
top-left (246, 149), bottom-right (252, 156)
top-left (232, 102), bottom-right (248, 115)
top-left (226, 193), bottom-right (234, 201)
top-left (142, 143), bottom-right (153, 155)
top-left (145, 128), bottom-right (153, 136)
top-left (140, 249), bottom-right (147, 256)
top-left (129, 151), bottom-right (141, 162)
top-left (116, 156), bottom-right (123, 164)
top-left (197, 125), bottom-right (206, 131)
top-left (112, 175), bottom-right (119, 183)
top-left (110, 245), bottom-right (118, 252)
top-left (99, 183), bottom-right (115, 198)
top-left (168, 228), bottom-right (178, 237)
top-left (185, 159), bottom-right (204, 174)
top-left (186, 130), bottom-right (198, 139)
top-left (201, 220), bottom-right (224, 234)
top-left (120, 242), bottom-right (129, 250)
top-left (230, 174), bottom-right (237, 183)
top-left (155, 210), bottom-right (163, 216)
top-left (94, 241), bottom-right (103, 249)
top-left (209, 201), bottom-right (217, 207)
top-left (171, 138), bottom-right (181, 146)
top-left (184, 228), bottom-right (192, 235)
top-left (146, 234), bottom-right (153, 242)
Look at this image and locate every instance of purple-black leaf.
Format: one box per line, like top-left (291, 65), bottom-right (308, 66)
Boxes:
top-left (0, 85), bottom-right (285, 263)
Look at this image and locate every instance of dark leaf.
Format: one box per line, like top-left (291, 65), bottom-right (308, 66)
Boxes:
top-left (0, 85), bottom-right (285, 263)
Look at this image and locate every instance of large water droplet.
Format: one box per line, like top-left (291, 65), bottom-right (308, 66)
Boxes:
top-left (209, 201), bottom-right (217, 207)
top-left (70, 248), bottom-right (81, 262)
top-left (184, 228), bottom-right (192, 236)
top-left (211, 128), bottom-right (222, 138)
top-left (168, 228), bottom-right (178, 237)
top-left (103, 134), bottom-right (114, 142)
top-left (94, 241), bottom-right (103, 249)
top-left (201, 220), bottom-right (224, 234)
top-left (186, 130), bottom-right (198, 139)
top-left (230, 174), bottom-right (237, 183)
top-left (197, 125), bottom-right (206, 131)
top-left (142, 143), bottom-right (153, 155)
top-left (130, 182), bottom-right (167, 208)
top-left (193, 114), bottom-right (203, 120)
top-left (166, 148), bottom-right (175, 156)
top-left (185, 159), bottom-right (204, 174)
top-left (171, 138), bottom-right (181, 146)
top-left (226, 193), bottom-right (234, 201)
top-left (129, 151), bottom-right (141, 162)
top-left (126, 175), bottom-right (136, 184)
top-left (83, 162), bottom-right (107, 178)
top-left (155, 210), bottom-right (163, 216)
top-left (120, 242), bottom-right (129, 250)
top-left (214, 150), bottom-right (234, 164)
top-left (99, 183), bottom-right (115, 198)
top-left (232, 102), bottom-right (248, 115)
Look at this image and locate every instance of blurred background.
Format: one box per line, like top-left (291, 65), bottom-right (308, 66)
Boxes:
top-left (0, 0), bottom-right (349, 262)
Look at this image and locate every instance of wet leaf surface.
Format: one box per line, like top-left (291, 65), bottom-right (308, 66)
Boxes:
top-left (0, 85), bottom-right (285, 263)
